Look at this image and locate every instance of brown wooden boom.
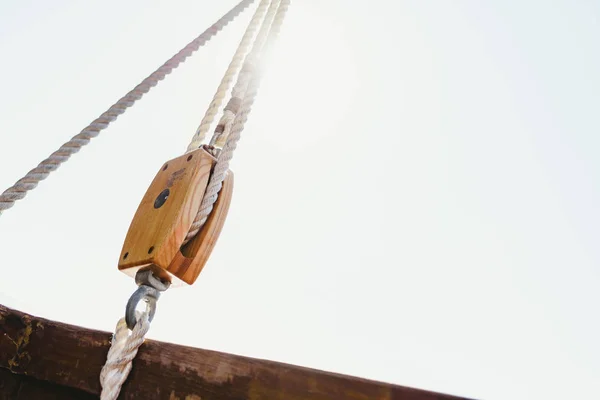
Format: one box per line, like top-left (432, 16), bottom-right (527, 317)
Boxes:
top-left (0, 304), bottom-right (470, 400)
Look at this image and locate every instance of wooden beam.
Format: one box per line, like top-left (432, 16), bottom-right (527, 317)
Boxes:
top-left (0, 304), bottom-right (470, 399)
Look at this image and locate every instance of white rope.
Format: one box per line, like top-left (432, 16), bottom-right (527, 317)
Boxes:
top-left (186, 0), bottom-right (272, 151)
top-left (185, 0), bottom-right (290, 242)
top-left (101, 2), bottom-right (290, 399)
top-left (0, 0), bottom-right (255, 216)
top-left (100, 311), bottom-right (151, 400)
top-left (207, 0), bottom-right (281, 150)
top-left (99, 3), bottom-right (290, 398)
top-left (100, 5), bottom-right (290, 394)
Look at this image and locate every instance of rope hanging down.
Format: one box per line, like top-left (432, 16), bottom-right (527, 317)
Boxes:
top-left (99, 1), bottom-right (290, 399)
top-left (0, 0), bottom-right (254, 216)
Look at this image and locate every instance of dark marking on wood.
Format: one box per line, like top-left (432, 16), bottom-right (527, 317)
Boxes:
top-left (0, 304), bottom-right (471, 399)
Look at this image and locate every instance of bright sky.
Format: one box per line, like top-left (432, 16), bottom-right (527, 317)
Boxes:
top-left (1, 1), bottom-right (599, 399)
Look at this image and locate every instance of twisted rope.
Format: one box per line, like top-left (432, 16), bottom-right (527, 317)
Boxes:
top-left (0, 0), bottom-right (254, 216)
top-left (208, 0), bottom-right (281, 150)
top-left (186, 0), bottom-right (272, 151)
top-left (100, 8), bottom-right (290, 393)
top-left (185, 0), bottom-right (290, 242)
top-left (100, 311), bottom-right (151, 400)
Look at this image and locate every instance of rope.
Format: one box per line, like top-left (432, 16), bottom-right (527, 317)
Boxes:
top-left (100, 6), bottom-right (290, 394)
top-left (0, 0), bottom-right (255, 216)
top-left (207, 0), bottom-right (280, 150)
top-left (100, 311), bottom-right (151, 400)
top-left (99, 2), bottom-right (290, 398)
top-left (186, 0), bottom-right (272, 151)
top-left (184, 0), bottom-right (290, 242)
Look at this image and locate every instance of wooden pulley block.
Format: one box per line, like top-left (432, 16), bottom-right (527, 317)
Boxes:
top-left (118, 147), bottom-right (234, 286)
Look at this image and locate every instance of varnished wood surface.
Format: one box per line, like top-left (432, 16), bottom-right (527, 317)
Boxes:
top-left (173, 171), bottom-right (234, 284)
top-left (0, 304), bottom-right (471, 400)
top-left (118, 148), bottom-right (215, 285)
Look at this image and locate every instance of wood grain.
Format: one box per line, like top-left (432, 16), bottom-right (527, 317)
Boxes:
top-left (0, 304), bottom-right (471, 400)
top-left (118, 148), bottom-right (215, 285)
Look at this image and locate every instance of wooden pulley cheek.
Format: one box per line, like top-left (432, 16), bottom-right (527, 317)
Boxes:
top-left (118, 147), bottom-right (233, 286)
top-left (169, 171), bottom-right (233, 285)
